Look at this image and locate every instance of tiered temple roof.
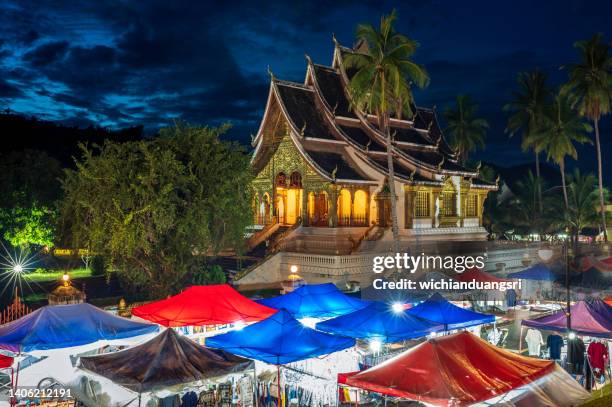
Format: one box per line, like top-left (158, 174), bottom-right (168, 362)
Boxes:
top-left (251, 40), bottom-right (496, 189)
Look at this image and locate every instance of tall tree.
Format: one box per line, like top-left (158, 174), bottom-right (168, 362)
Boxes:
top-left (59, 123), bottom-right (253, 296)
top-left (565, 169), bottom-right (605, 244)
top-left (443, 94), bottom-right (488, 164)
top-left (503, 70), bottom-right (550, 213)
top-left (344, 10), bottom-right (429, 252)
top-left (530, 92), bottom-right (592, 209)
top-left (564, 33), bottom-right (612, 241)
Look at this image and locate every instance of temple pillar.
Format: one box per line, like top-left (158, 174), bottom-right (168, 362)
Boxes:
top-left (460, 190), bottom-right (469, 227)
top-left (431, 190), bottom-right (440, 228)
top-left (328, 185), bottom-right (338, 227)
top-left (404, 188), bottom-right (415, 229)
top-left (301, 187), bottom-right (309, 226)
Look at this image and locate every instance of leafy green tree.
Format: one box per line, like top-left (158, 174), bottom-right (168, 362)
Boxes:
top-left (564, 33), bottom-right (612, 240)
top-left (344, 10), bottom-right (429, 252)
top-left (564, 169), bottom-right (606, 243)
top-left (530, 92), bottom-right (592, 209)
top-left (443, 95), bottom-right (488, 164)
top-left (503, 70), bottom-right (551, 212)
top-left (0, 150), bottom-right (62, 248)
top-left (59, 123), bottom-right (253, 296)
top-left (192, 264), bottom-right (226, 285)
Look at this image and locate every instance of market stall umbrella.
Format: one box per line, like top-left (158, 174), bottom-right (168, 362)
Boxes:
top-left (406, 293), bottom-right (494, 331)
top-left (257, 283), bottom-right (369, 318)
top-left (207, 309), bottom-right (355, 404)
top-left (522, 299), bottom-right (612, 339)
top-left (338, 331), bottom-right (589, 406)
top-left (456, 267), bottom-right (511, 283)
top-left (0, 354), bottom-right (13, 369)
top-left (206, 309), bottom-right (355, 364)
top-left (0, 303), bottom-right (159, 353)
top-left (315, 301), bottom-right (442, 343)
top-left (507, 263), bottom-right (561, 281)
top-left (131, 285), bottom-right (276, 327)
top-left (79, 329), bottom-right (254, 393)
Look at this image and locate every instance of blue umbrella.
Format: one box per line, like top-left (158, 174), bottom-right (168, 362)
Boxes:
top-left (206, 309), bottom-right (355, 364)
top-left (406, 293), bottom-right (495, 331)
top-left (0, 303), bottom-right (158, 353)
top-left (507, 263), bottom-right (560, 281)
top-left (315, 301), bottom-right (443, 343)
top-left (257, 283), bottom-right (369, 318)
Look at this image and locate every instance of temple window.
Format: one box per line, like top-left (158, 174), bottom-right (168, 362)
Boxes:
top-left (415, 191), bottom-right (430, 217)
top-left (441, 188), bottom-right (457, 217)
top-left (353, 190), bottom-right (367, 226)
top-left (289, 171), bottom-right (302, 188)
top-left (337, 189), bottom-right (351, 226)
top-left (276, 172), bottom-right (287, 188)
top-left (466, 194), bottom-right (477, 217)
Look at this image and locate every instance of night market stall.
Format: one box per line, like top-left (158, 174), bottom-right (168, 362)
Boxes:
top-left (132, 284), bottom-right (276, 327)
top-left (77, 329), bottom-right (255, 407)
top-left (206, 309), bottom-right (356, 406)
top-left (257, 283), bottom-right (369, 319)
top-left (0, 303), bottom-right (159, 405)
top-left (338, 331), bottom-right (590, 406)
top-left (315, 301), bottom-right (442, 344)
top-left (406, 293), bottom-right (495, 331)
top-left (507, 263), bottom-right (562, 300)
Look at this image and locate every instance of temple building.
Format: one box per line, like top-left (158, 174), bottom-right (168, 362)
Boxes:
top-left (249, 39), bottom-right (497, 253)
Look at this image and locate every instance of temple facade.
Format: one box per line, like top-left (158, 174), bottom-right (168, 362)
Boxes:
top-left (250, 39), bottom-right (497, 245)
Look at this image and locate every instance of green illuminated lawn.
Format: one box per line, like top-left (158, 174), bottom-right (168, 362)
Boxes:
top-left (23, 268), bottom-right (93, 282)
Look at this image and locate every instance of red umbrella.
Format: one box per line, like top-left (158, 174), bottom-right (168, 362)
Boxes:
top-left (457, 267), bottom-right (511, 283)
top-left (0, 354), bottom-right (13, 369)
top-left (339, 332), bottom-right (556, 406)
top-left (132, 285), bottom-right (276, 327)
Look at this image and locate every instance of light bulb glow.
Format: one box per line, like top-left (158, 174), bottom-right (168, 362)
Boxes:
top-left (369, 339), bottom-right (382, 352)
top-left (62, 273), bottom-right (70, 282)
top-left (13, 264), bottom-right (23, 273)
top-left (290, 265), bottom-right (298, 273)
top-left (391, 302), bottom-right (404, 313)
top-left (568, 332), bottom-right (576, 340)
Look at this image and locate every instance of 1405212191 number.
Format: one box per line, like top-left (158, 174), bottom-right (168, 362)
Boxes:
top-left (9, 387), bottom-right (73, 399)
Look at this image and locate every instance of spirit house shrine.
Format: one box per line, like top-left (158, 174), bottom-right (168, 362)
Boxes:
top-left (250, 39), bottom-right (497, 251)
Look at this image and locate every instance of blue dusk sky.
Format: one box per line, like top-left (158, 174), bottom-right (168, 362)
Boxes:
top-left (0, 0), bottom-right (611, 178)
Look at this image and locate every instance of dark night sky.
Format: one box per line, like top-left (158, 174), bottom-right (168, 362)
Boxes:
top-left (0, 0), bottom-right (611, 180)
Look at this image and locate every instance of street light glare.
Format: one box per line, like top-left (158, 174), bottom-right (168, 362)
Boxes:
top-left (369, 339), bottom-right (382, 352)
top-left (391, 302), bottom-right (404, 313)
top-left (13, 264), bottom-right (24, 273)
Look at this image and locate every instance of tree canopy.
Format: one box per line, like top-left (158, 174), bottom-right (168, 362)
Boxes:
top-left (59, 123), bottom-right (252, 296)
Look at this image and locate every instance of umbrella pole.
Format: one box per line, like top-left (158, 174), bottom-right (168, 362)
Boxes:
top-left (519, 325), bottom-right (524, 354)
top-left (277, 365), bottom-right (281, 407)
top-left (12, 356), bottom-right (20, 407)
top-left (253, 364), bottom-right (258, 407)
top-left (138, 393), bottom-right (142, 407)
top-left (9, 367), bottom-right (14, 407)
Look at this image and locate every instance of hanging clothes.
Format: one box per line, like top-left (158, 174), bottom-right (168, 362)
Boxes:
top-left (525, 328), bottom-right (544, 356)
top-left (567, 337), bottom-right (586, 375)
top-left (546, 334), bottom-right (564, 360)
top-left (587, 341), bottom-right (608, 371)
top-left (506, 289), bottom-right (517, 307)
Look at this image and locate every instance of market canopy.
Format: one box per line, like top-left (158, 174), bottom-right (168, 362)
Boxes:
top-left (79, 329), bottom-right (254, 393)
top-left (522, 299), bottom-right (612, 339)
top-left (131, 285), bottom-right (276, 327)
top-left (338, 331), bottom-right (589, 406)
top-left (206, 309), bottom-right (355, 364)
top-left (0, 303), bottom-right (158, 353)
top-left (456, 268), bottom-right (510, 283)
top-left (315, 301), bottom-right (442, 343)
top-left (0, 354), bottom-right (12, 369)
top-left (507, 263), bottom-right (560, 281)
top-left (257, 283), bottom-right (369, 318)
top-left (406, 293), bottom-right (494, 331)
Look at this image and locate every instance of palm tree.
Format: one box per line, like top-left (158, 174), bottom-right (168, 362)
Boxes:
top-left (564, 34), bottom-right (612, 241)
top-left (530, 92), bottom-right (592, 209)
top-left (443, 95), bottom-right (488, 165)
top-left (565, 169), bottom-right (605, 244)
top-left (344, 10), bottom-right (429, 251)
top-left (503, 70), bottom-right (550, 213)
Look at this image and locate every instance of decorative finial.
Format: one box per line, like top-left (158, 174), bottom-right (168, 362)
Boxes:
top-left (332, 33), bottom-right (339, 46)
top-left (305, 54), bottom-right (312, 64)
top-left (495, 174), bottom-right (501, 186)
top-left (409, 169), bottom-right (416, 182)
top-left (331, 165), bottom-right (338, 181)
top-left (391, 130), bottom-right (397, 142)
top-left (435, 136), bottom-right (441, 148)
top-left (250, 133), bottom-right (256, 146)
top-left (476, 161), bottom-right (482, 172)
top-left (365, 139), bottom-right (371, 152)
top-left (437, 156), bottom-right (445, 171)
top-left (332, 102), bottom-right (339, 115)
top-left (300, 123), bottom-right (307, 138)
top-left (267, 65), bottom-right (275, 80)
top-left (428, 120), bottom-right (434, 131)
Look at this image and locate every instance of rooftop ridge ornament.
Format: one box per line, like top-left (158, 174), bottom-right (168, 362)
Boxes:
top-left (300, 123), bottom-right (307, 138)
top-left (305, 53), bottom-right (312, 64)
top-left (391, 130), bottom-right (397, 142)
top-left (250, 133), bottom-right (256, 146)
top-left (332, 33), bottom-right (339, 47)
top-left (332, 102), bottom-right (339, 115)
top-left (331, 165), bottom-right (338, 182)
top-left (267, 65), bottom-right (275, 81)
top-left (365, 138), bottom-right (371, 152)
top-left (409, 169), bottom-right (416, 182)
top-left (495, 174), bottom-right (501, 187)
top-left (437, 156), bottom-right (445, 171)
